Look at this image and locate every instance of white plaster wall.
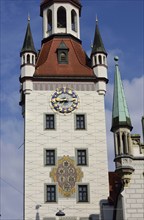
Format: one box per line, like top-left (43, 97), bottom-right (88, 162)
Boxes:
top-left (24, 85), bottom-right (109, 219)
top-left (21, 66), bottom-right (35, 78)
top-left (93, 66), bottom-right (108, 79)
top-left (123, 160), bottom-right (144, 220)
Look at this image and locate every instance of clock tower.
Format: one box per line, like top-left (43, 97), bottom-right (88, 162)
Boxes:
top-left (20, 0), bottom-right (109, 219)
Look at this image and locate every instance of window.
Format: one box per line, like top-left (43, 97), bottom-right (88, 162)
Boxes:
top-left (78, 185), bottom-right (88, 202)
top-left (76, 115), bottom-right (85, 129)
top-left (23, 55), bottom-right (25, 64)
top-left (46, 185), bottom-right (56, 202)
top-left (46, 114), bottom-right (55, 129)
top-left (98, 55), bottom-right (102, 64)
top-left (60, 52), bottom-right (67, 62)
top-left (57, 41), bottom-right (69, 64)
top-left (46, 150), bottom-right (55, 165)
top-left (47, 9), bottom-right (52, 31)
top-left (103, 56), bottom-right (106, 65)
top-left (71, 9), bottom-right (77, 31)
top-left (94, 55), bottom-right (97, 65)
top-left (27, 54), bottom-right (30, 64)
top-left (57, 7), bottom-right (66, 28)
top-left (32, 55), bottom-right (35, 65)
top-left (77, 149), bottom-right (87, 165)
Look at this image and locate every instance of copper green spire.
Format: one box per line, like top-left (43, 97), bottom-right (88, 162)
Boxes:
top-left (21, 16), bottom-right (37, 55)
top-left (111, 56), bottom-right (132, 131)
top-left (91, 18), bottom-right (107, 56)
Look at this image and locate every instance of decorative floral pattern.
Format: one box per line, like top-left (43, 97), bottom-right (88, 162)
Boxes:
top-left (50, 156), bottom-right (83, 197)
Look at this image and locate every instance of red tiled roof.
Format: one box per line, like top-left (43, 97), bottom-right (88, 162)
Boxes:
top-left (35, 37), bottom-right (94, 78)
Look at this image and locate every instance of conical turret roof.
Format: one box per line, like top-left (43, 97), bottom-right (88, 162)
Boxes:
top-left (91, 19), bottom-right (107, 56)
top-left (21, 18), bottom-right (37, 55)
top-left (111, 57), bottom-right (132, 132)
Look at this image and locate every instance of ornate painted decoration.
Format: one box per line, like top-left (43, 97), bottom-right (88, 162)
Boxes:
top-left (50, 156), bottom-right (83, 197)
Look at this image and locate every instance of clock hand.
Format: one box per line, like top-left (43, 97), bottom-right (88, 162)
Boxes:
top-left (67, 98), bottom-right (77, 102)
top-left (55, 97), bottom-right (67, 102)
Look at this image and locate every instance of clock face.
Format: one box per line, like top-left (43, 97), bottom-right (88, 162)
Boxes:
top-left (51, 88), bottom-right (79, 114)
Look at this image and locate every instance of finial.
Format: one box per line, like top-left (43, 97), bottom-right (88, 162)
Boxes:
top-left (91, 40), bottom-right (93, 49)
top-left (96, 15), bottom-right (98, 24)
top-left (114, 56), bottom-right (119, 64)
top-left (28, 13), bottom-right (30, 22)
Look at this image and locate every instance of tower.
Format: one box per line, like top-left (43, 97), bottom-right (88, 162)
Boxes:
top-left (111, 56), bottom-right (134, 186)
top-left (91, 18), bottom-right (108, 95)
top-left (20, 16), bottom-right (37, 108)
top-left (20, 1), bottom-right (109, 219)
top-left (111, 57), bottom-right (144, 220)
top-left (40, 0), bottom-right (81, 39)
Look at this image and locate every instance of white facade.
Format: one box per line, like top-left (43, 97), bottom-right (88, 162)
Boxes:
top-left (115, 137), bottom-right (144, 220)
top-left (23, 81), bottom-right (109, 219)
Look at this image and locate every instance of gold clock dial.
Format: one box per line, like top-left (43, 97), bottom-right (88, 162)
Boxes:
top-left (51, 88), bottom-right (79, 114)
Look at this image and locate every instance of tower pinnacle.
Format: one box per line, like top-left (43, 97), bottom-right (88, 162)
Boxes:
top-left (21, 18), bottom-right (36, 55)
top-left (91, 19), bottom-right (107, 56)
top-left (111, 56), bottom-right (132, 131)
top-left (28, 13), bottom-right (30, 22)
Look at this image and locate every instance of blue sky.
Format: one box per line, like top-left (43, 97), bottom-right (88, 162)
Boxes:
top-left (0, 0), bottom-right (143, 219)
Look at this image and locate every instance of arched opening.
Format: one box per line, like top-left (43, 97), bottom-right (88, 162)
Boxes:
top-left (27, 54), bottom-right (30, 64)
top-left (98, 55), bottom-right (102, 64)
top-left (47, 9), bottom-right (52, 31)
top-left (57, 7), bottom-right (66, 28)
top-left (117, 133), bottom-right (121, 155)
top-left (94, 56), bottom-right (97, 65)
top-left (122, 133), bottom-right (126, 154)
top-left (23, 55), bottom-right (25, 64)
top-left (32, 55), bottom-right (35, 65)
top-left (103, 56), bottom-right (106, 64)
top-left (60, 52), bottom-right (66, 62)
top-left (71, 9), bottom-right (77, 32)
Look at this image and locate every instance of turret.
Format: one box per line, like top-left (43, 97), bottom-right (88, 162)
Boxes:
top-left (20, 17), bottom-right (37, 95)
top-left (91, 18), bottom-right (108, 95)
top-left (111, 56), bottom-right (134, 187)
top-left (40, 0), bottom-right (81, 40)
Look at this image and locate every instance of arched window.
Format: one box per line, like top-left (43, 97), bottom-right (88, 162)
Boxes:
top-left (47, 9), bottom-right (52, 31)
top-left (32, 55), bottom-right (35, 65)
top-left (122, 133), bottom-right (126, 154)
top-left (27, 54), bottom-right (30, 64)
top-left (57, 7), bottom-right (66, 28)
top-left (117, 133), bottom-right (121, 155)
top-left (94, 56), bottom-right (97, 65)
top-left (60, 52), bottom-right (66, 62)
top-left (71, 9), bottom-right (77, 32)
top-left (98, 55), bottom-right (102, 64)
top-left (23, 55), bottom-right (25, 64)
top-left (103, 56), bottom-right (106, 64)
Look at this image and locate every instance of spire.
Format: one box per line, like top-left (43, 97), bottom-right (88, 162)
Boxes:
top-left (21, 17), bottom-right (37, 55)
top-left (111, 56), bottom-right (132, 131)
top-left (91, 18), bottom-right (107, 56)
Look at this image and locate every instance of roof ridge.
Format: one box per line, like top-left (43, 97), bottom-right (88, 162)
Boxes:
top-left (70, 39), bottom-right (92, 71)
